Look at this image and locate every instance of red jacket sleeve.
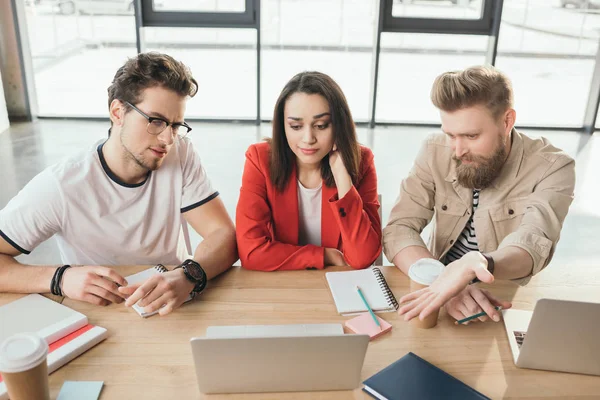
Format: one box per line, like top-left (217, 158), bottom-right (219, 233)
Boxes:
top-left (236, 145), bottom-right (325, 271)
top-left (328, 149), bottom-right (382, 269)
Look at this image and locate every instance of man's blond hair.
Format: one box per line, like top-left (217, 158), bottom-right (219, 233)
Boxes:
top-left (430, 65), bottom-right (513, 119)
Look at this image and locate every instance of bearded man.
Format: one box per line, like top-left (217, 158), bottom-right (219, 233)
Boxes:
top-left (383, 65), bottom-right (575, 325)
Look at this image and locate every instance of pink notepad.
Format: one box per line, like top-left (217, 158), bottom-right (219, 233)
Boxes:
top-left (344, 313), bottom-right (392, 340)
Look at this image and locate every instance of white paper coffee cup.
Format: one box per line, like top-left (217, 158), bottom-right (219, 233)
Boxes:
top-left (408, 258), bottom-right (445, 287)
top-left (0, 333), bottom-right (50, 400)
top-left (407, 259), bottom-right (445, 329)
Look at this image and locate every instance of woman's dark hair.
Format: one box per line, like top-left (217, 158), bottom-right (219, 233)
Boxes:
top-left (269, 71), bottom-right (361, 192)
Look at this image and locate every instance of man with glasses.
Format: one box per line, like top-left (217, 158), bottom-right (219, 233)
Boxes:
top-left (0, 52), bottom-right (238, 316)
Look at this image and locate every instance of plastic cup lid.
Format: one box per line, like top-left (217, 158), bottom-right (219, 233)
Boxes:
top-left (408, 258), bottom-right (445, 286)
top-left (0, 333), bottom-right (48, 373)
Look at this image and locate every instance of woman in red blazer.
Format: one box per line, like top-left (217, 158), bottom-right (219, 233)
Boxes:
top-left (236, 71), bottom-right (381, 271)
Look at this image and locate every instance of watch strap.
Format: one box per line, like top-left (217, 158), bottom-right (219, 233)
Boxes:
top-left (482, 253), bottom-right (495, 276)
top-left (176, 259), bottom-right (207, 294)
top-left (470, 253), bottom-right (494, 284)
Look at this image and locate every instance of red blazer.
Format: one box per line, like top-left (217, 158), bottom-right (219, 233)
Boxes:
top-left (236, 142), bottom-right (382, 271)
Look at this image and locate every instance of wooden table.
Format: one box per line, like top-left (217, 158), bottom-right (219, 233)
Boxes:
top-left (2, 264), bottom-right (600, 399)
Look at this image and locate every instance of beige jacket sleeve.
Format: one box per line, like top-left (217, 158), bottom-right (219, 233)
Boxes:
top-left (383, 139), bottom-right (435, 262)
top-left (502, 154), bottom-right (575, 285)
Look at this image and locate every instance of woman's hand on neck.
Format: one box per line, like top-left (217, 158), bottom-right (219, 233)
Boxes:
top-left (328, 146), bottom-right (352, 198)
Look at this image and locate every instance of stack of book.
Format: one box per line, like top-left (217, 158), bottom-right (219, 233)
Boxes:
top-left (0, 294), bottom-right (107, 400)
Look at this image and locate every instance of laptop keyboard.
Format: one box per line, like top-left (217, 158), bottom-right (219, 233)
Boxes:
top-left (513, 331), bottom-right (527, 348)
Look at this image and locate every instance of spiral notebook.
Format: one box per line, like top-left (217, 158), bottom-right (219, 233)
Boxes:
top-left (325, 268), bottom-right (399, 315)
top-left (126, 265), bottom-right (193, 318)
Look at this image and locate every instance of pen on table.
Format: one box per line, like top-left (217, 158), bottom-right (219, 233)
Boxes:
top-left (355, 285), bottom-right (382, 331)
top-left (455, 306), bottom-right (503, 325)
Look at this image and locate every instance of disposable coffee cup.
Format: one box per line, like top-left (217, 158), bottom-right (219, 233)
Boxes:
top-left (407, 258), bottom-right (445, 329)
top-left (0, 333), bottom-right (50, 400)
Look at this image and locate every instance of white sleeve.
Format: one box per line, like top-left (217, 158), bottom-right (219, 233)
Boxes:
top-left (179, 140), bottom-right (219, 213)
top-left (0, 169), bottom-right (64, 254)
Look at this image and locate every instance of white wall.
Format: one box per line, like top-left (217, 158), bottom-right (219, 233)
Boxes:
top-left (0, 69), bottom-right (8, 134)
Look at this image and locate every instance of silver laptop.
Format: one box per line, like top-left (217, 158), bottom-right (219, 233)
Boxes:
top-left (502, 299), bottom-right (600, 376)
top-left (190, 324), bottom-right (370, 394)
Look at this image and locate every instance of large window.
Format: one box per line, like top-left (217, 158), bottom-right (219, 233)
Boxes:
top-left (19, 0), bottom-right (600, 129)
top-left (145, 27), bottom-right (257, 119)
top-left (158, 0), bottom-right (246, 12)
top-left (392, 0), bottom-right (484, 19)
top-left (24, 1), bottom-right (137, 117)
top-left (495, 0), bottom-right (598, 127)
top-left (260, 0), bottom-right (375, 122)
top-left (375, 32), bottom-right (488, 123)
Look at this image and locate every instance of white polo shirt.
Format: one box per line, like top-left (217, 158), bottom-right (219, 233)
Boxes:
top-left (0, 137), bottom-right (218, 266)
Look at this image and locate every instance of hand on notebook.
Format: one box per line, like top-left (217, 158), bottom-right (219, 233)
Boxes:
top-left (324, 248), bottom-right (349, 267)
top-left (120, 269), bottom-right (195, 316)
top-left (445, 286), bottom-right (511, 323)
top-left (398, 252), bottom-right (493, 321)
top-left (61, 266), bottom-right (128, 306)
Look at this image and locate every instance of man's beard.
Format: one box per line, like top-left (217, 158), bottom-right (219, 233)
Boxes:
top-left (120, 126), bottom-right (162, 172)
top-left (453, 138), bottom-right (507, 189)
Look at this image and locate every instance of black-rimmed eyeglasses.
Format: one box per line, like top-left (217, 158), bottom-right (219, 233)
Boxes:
top-left (124, 101), bottom-right (192, 139)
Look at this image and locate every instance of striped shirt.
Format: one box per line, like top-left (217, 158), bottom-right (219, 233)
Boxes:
top-left (444, 190), bottom-right (480, 264)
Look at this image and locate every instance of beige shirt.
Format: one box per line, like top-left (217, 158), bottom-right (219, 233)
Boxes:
top-left (383, 130), bottom-right (575, 285)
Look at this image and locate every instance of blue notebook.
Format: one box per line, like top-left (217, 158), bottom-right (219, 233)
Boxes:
top-left (362, 352), bottom-right (491, 400)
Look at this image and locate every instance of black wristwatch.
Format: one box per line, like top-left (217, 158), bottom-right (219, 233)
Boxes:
top-left (471, 253), bottom-right (495, 284)
top-left (175, 259), bottom-right (207, 294)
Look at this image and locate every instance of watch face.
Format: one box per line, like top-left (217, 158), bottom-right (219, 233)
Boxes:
top-left (184, 260), bottom-right (204, 281)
